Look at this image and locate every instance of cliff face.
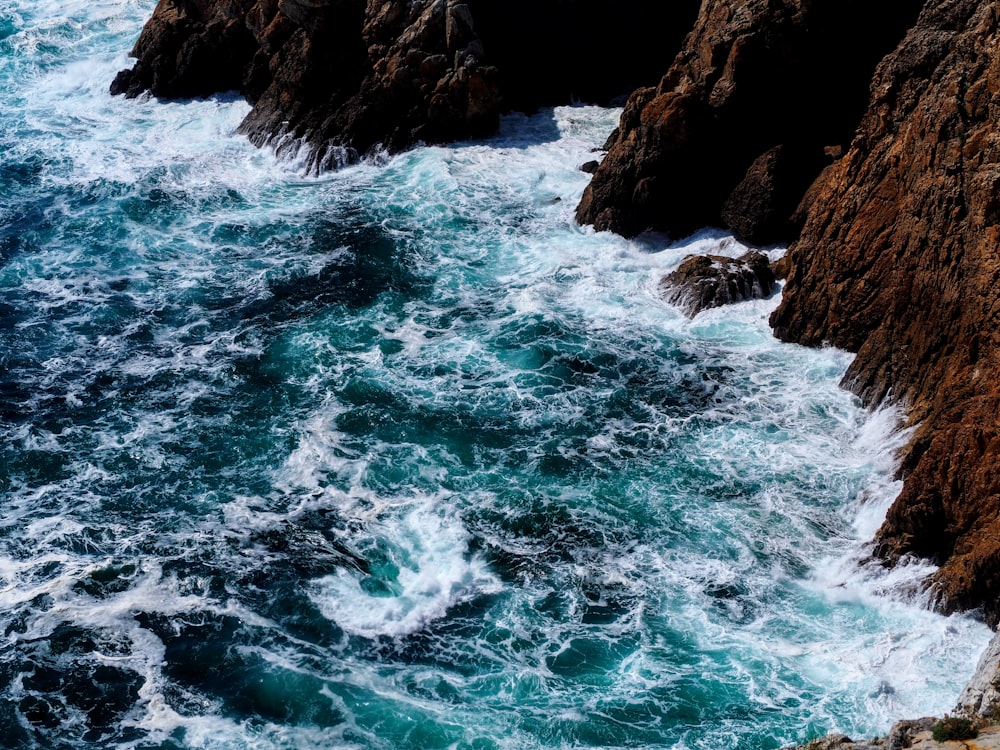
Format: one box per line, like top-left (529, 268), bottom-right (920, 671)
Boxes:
top-left (771, 0), bottom-right (1000, 625)
top-left (575, 0), bottom-right (923, 244)
top-left (111, 0), bottom-right (699, 169)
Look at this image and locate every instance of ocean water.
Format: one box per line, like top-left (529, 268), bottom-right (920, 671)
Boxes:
top-left (0, 2), bottom-right (991, 749)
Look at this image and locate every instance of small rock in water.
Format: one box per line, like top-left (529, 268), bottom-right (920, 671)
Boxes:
top-left (660, 250), bottom-right (777, 317)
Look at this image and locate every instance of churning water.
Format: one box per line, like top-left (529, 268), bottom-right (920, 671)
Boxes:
top-left (0, 2), bottom-right (990, 748)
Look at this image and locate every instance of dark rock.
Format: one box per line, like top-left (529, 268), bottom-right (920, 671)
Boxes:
top-left (251, 522), bottom-right (370, 577)
top-left (576, 0), bottom-right (924, 240)
top-left (111, 0), bottom-right (700, 168)
top-left (208, 0), bottom-right (505, 168)
top-left (580, 160), bottom-right (599, 174)
top-left (601, 127), bottom-right (619, 152)
top-left (770, 254), bottom-right (792, 280)
top-left (661, 251), bottom-right (776, 317)
top-left (720, 145), bottom-right (819, 245)
top-left (770, 0), bottom-right (1000, 623)
top-left (109, 0), bottom-right (260, 99)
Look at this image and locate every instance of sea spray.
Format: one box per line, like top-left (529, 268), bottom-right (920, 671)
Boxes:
top-left (0, 2), bottom-right (991, 748)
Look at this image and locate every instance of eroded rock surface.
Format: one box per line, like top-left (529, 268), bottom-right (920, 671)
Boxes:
top-left (661, 251), bottom-right (776, 317)
top-left (788, 721), bottom-right (1000, 750)
top-left (575, 0), bottom-right (923, 242)
top-left (958, 630), bottom-right (1000, 718)
top-left (111, 0), bottom-right (699, 169)
top-left (770, 0), bottom-right (1000, 624)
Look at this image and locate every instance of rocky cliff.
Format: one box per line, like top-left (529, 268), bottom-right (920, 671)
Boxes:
top-left (771, 0), bottom-right (1000, 626)
top-left (114, 0), bottom-right (1000, 625)
top-left (575, 0), bottom-right (924, 244)
top-left (111, 0), bottom-right (699, 169)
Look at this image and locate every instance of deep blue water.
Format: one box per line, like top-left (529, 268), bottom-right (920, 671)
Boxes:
top-left (0, 2), bottom-right (990, 749)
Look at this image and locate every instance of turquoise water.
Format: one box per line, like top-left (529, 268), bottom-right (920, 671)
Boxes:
top-left (0, 2), bottom-right (990, 749)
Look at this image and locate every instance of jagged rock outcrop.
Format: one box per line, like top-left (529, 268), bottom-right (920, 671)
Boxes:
top-left (661, 250), bottom-right (776, 317)
top-left (111, 0), bottom-right (699, 169)
top-left (575, 0), bottom-right (923, 244)
top-left (957, 629), bottom-right (1000, 718)
top-left (111, 0), bottom-right (503, 169)
top-left (787, 720), bottom-right (1000, 750)
top-left (771, 0), bottom-right (1000, 625)
top-left (109, 0), bottom-right (260, 100)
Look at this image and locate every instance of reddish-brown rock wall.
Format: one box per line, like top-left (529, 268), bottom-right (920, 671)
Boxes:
top-left (575, 0), bottom-right (923, 244)
top-left (771, 0), bottom-right (1000, 624)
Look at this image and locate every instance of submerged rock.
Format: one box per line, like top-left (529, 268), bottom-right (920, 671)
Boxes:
top-left (661, 251), bottom-right (776, 317)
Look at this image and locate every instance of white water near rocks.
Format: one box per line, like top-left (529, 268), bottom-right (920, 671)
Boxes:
top-left (0, 1), bottom-right (991, 748)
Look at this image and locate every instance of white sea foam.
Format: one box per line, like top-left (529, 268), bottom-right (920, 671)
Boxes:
top-left (0, 2), bottom-right (992, 744)
top-left (310, 503), bottom-right (501, 638)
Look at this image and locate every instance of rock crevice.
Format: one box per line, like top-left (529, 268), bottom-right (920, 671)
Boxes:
top-left (575, 0), bottom-right (924, 244)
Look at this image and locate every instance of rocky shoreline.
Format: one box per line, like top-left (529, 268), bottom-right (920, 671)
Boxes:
top-left (110, 0), bottom-right (699, 170)
top-left (789, 627), bottom-right (1000, 749)
top-left (772, 0), bottom-right (1000, 629)
top-left (112, 0), bottom-right (1000, 740)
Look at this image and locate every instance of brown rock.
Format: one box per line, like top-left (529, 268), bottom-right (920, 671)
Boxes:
top-left (887, 719), bottom-right (936, 750)
top-left (785, 721), bottom-right (1000, 750)
top-left (109, 0), bottom-right (260, 99)
top-left (111, 0), bottom-right (700, 168)
top-left (793, 735), bottom-right (858, 750)
top-left (770, 0), bottom-right (1000, 623)
top-left (239, 0), bottom-right (504, 168)
top-left (576, 0), bottom-right (923, 240)
top-left (661, 250), bottom-right (776, 317)
top-left (721, 145), bottom-right (817, 246)
top-left (771, 254), bottom-right (792, 281)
